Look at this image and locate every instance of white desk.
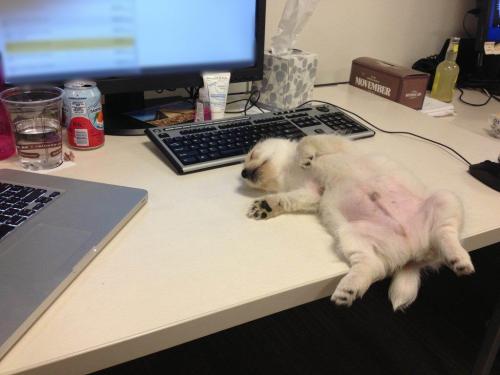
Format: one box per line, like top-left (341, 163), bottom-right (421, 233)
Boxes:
top-left (442, 88), bottom-right (500, 139)
top-left (0, 85), bottom-right (499, 375)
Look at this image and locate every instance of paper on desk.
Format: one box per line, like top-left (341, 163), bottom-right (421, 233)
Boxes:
top-left (271, 0), bottom-right (320, 55)
top-left (420, 96), bottom-right (455, 117)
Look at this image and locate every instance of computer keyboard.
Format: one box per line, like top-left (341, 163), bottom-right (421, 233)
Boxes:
top-left (0, 182), bottom-right (62, 240)
top-left (145, 104), bottom-right (375, 174)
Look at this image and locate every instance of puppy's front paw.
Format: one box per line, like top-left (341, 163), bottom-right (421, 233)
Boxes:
top-left (247, 197), bottom-right (283, 220)
top-left (297, 144), bottom-right (316, 169)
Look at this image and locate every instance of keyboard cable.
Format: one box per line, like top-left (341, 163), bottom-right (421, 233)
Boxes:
top-left (298, 99), bottom-right (472, 167)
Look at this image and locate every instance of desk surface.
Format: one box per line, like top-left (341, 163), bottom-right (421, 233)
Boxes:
top-left (0, 85), bottom-right (499, 375)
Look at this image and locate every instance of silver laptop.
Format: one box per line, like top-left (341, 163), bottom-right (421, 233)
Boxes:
top-left (0, 168), bottom-right (148, 359)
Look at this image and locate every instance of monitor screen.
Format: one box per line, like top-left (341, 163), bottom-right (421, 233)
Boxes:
top-left (0, 0), bottom-right (263, 91)
top-left (487, 0), bottom-right (500, 41)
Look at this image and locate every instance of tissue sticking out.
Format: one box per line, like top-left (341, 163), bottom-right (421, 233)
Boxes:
top-left (271, 0), bottom-right (320, 56)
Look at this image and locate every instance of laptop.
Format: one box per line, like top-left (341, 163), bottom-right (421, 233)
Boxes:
top-left (0, 168), bottom-right (148, 359)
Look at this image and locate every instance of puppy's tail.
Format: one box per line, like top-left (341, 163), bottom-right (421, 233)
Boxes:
top-left (389, 264), bottom-right (422, 311)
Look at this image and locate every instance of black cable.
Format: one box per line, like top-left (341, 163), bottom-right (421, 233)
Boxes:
top-left (483, 88), bottom-right (500, 102)
top-left (248, 90), bottom-right (264, 113)
top-left (298, 99), bottom-right (472, 167)
top-left (225, 90), bottom-right (262, 115)
top-left (243, 90), bottom-right (261, 115)
top-left (458, 88), bottom-right (493, 106)
top-left (314, 81), bottom-right (350, 87)
top-left (225, 99), bottom-right (255, 114)
top-left (184, 87), bottom-right (198, 100)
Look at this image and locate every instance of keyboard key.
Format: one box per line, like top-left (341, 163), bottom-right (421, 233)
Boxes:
top-left (18, 209), bottom-right (35, 217)
top-left (5, 197), bottom-right (20, 204)
top-left (23, 189), bottom-right (47, 203)
top-left (4, 207), bottom-right (19, 216)
top-left (9, 185), bottom-right (24, 192)
top-left (220, 148), bottom-right (246, 157)
top-left (0, 203), bottom-right (11, 210)
top-left (14, 187), bottom-right (34, 198)
top-left (12, 201), bottom-right (28, 209)
top-left (198, 155), bottom-right (210, 162)
top-left (165, 140), bottom-right (182, 147)
top-left (0, 184), bottom-right (12, 193)
top-left (179, 126), bottom-right (216, 135)
top-left (35, 196), bottom-right (52, 204)
top-left (180, 156), bottom-right (198, 165)
top-left (7, 216), bottom-right (25, 226)
top-left (32, 203), bottom-right (45, 211)
top-left (177, 150), bottom-right (199, 158)
top-left (0, 224), bottom-right (15, 239)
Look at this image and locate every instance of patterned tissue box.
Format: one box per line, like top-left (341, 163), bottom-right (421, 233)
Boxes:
top-left (252, 50), bottom-right (318, 111)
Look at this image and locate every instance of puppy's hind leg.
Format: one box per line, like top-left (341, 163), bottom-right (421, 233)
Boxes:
top-left (427, 191), bottom-right (474, 275)
top-left (330, 224), bottom-right (387, 306)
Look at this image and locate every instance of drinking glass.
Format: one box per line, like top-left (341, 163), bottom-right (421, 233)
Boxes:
top-left (0, 87), bottom-right (64, 170)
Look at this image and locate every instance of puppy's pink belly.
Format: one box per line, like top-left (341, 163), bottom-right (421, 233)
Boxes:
top-left (339, 183), bottom-right (423, 238)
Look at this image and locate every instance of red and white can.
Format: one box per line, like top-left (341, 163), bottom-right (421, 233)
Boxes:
top-left (63, 80), bottom-right (104, 149)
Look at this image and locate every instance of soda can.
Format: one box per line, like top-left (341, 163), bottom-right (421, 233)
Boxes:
top-left (63, 80), bottom-right (104, 149)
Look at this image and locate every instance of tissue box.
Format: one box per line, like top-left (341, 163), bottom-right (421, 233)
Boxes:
top-left (253, 50), bottom-right (318, 111)
top-left (349, 57), bottom-right (429, 110)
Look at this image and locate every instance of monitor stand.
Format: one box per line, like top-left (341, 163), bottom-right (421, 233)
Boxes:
top-left (103, 92), bottom-right (194, 136)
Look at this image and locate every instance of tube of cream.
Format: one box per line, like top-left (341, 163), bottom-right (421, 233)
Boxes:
top-left (202, 72), bottom-right (231, 120)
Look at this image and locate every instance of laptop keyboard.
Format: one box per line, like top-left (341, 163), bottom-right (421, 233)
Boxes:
top-left (0, 182), bottom-right (63, 240)
top-left (145, 104), bottom-right (375, 174)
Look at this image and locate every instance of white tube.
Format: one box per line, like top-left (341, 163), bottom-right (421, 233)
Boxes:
top-left (202, 72), bottom-right (231, 120)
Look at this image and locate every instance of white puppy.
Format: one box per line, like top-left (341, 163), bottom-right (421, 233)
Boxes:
top-left (241, 135), bottom-right (475, 310)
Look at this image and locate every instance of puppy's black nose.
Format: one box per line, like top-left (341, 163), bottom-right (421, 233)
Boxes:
top-left (241, 169), bottom-right (249, 179)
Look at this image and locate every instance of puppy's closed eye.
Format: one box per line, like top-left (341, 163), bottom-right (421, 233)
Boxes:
top-left (250, 150), bottom-right (260, 160)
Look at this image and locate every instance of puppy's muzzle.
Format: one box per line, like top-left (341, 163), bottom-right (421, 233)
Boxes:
top-left (241, 168), bottom-right (257, 181)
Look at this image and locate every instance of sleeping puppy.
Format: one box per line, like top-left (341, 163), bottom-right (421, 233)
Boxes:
top-left (241, 135), bottom-right (474, 310)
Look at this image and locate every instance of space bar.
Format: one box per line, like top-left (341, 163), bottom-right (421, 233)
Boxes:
top-left (220, 148), bottom-right (246, 157)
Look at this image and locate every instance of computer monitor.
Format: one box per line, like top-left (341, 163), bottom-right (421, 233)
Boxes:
top-left (455, 0), bottom-right (500, 92)
top-left (0, 0), bottom-right (266, 134)
top-left (470, 0), bottom-right (500, 92)
top-left (475, 0), bottom-right (500, 49)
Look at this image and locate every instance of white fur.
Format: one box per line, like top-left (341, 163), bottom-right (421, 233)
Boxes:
top-left (242, 135), bottom-right (474, 310)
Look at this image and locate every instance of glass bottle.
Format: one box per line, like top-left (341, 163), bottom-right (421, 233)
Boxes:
top-left (431, 37), bottom-right (460, 103)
